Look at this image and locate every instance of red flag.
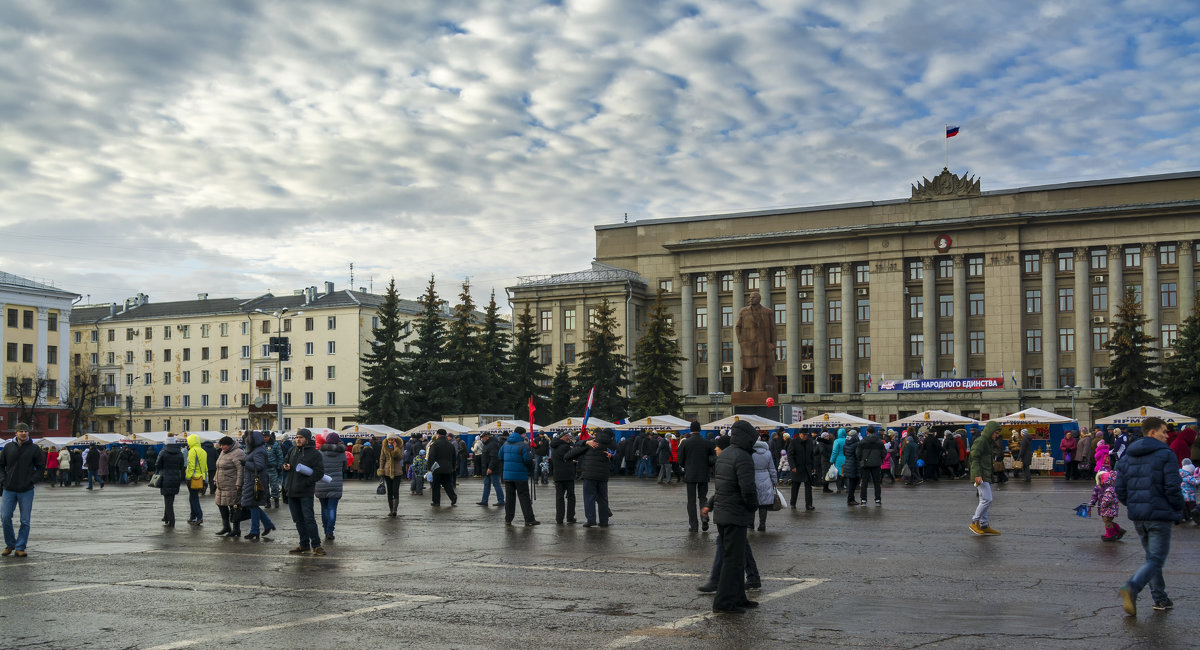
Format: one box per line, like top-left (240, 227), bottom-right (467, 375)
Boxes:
top-left (527, 395), bottom-right (536, 447)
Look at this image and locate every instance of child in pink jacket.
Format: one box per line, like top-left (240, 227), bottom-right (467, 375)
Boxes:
top-left (1088, 470), bottom-right (1124, 541)
top-left (1093, 439), bottom-right (1111, 472)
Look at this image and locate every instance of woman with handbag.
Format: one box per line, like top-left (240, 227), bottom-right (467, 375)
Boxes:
top-left (184, 434), bottom-right (209, 525)
top-left (751, 438), bottom-right (778, 532)
top-left (213, 436), bottom-right (245, 538)
top-left (240, 430), bottom-right (276, 541)
top-left (378, 435), bottom-right (404, 517)
top-left (155, 437), bottom-right (185, 527)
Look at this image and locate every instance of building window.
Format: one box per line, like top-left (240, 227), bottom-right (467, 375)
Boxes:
top-left (327, 392), bottom-right (336, 405)
top-left (1026, 329), bottom-right (1042, 353)
top-left (938, 332), bottom-right (953, 355)
top-left (200, 347), bottom-right (209, 361)
top-left (5, 308), bottom-right (15, 328)
top-left (967, 256), bottom-right (984, 277)
top-left (326, 316), bottom-right (336, 330)
top-left (1058, 288), bottom-right (1074, 312)
top-left (201, 324), bottom-right (211, 337)
top-left (23, 310), bottom-right (34, 329)
top-left (220, 346), bottom-right (229, 359)
top-left (720, 341), bottom-right (733, 363)
top-left (182, 371), bottom-right (191, 383)
top-left (800, 374), bottom-right (814, 393)
top-left (907, 260), bottom-right (923, 281)
top-left (1057, 251), bottom-right (1074, 272)
top-left (220, 394), bottom-right (229, 407)
top-left (563, 309), bottom-right (576, 330)
top-left (539, 310), bottom-right (552, 331)
top-left (828, 338), bottom-right (842, 359)
top-left (827, 300), bottom-right (841, 323)
top-left (1092, 286), bottom-right (1108, 311)
top-left (694, 274), bottom-right (708, 293)
top-left (305, 317), bottom-right (314, 331)
top-left (304, 366), bottom-right (314, 380)
top-left (539, 345), bottom-right (552, 366)
top-left (1125, 283), bottom-right (1143, 305)
top-left (857, 336), bottom-right (870, 358)
top-left (219, 323), bottom-right (229, 337)
top-left (799, 267), bottom-right (813, 286)
top-left (220, 369), bottom-right (229, 382)
top-left (564, 343), bottom-right (576, 364)
top-left (588, 308), bottom-right (599, 327)
top-left (746, 271), bottom-right (760, 291)
top-left (1160, 243), bottom-right (1177, 266)
top-left (304, 342), bottom-right (314, 356)
top-left (909, 296), bottom-right (923, 319)
top-left (969, 330), bottom-right (985, 354)
top-left (327, 341), bottom-right (336, 354)
top-left (800, 302), bottom-right (813, 323)
top-left (1091, 249), bottom-right (1107, 270)
top-left (1162, 323), bottom-right (1178, 349)
top-left (854, 263), bottom-right (869, 284)
top-left (829, 374), bottom-right (843, 392)
top-left (46, 346), bottom-right (57, 365)
top-left (856, 299), bottom-right (870, 321)
top-left (163, 396), bottom-right (171, 408)
top-left (201, 370), bottom-right (210, 384)
top-left (800, 339), bottom-right (814, 360)
top-left (1058, 368), bottom-right (1075, 389)
top-left (282, 393), bottom-right (292, 407)
top-left (240, 346), bottom-right (250, 359)
top-left (182, 395), bottom-right (191, 407)
top-left (658, 279), bottom-right (673, 293)
top-left (695, 307), bottom-right (708, 329)
top-left (1093, 326), bottom-right (1109, 350)
top-left (164, 349), bottom-right (173, 362)
top-left (695, 343), bottom-right (708, 364)
top-left (938, 294), bottom-right (953, 318)
top-left (721, 306), bottom-right (733, 328)
top-left (969, 293), bottom-right (985, 316)
top-left (1093, 367), bottom-right (1106, 389)
top-left (775, 339), bottom-right (787, 362)
top-left (1124, 246), bottom-right (1141, 268)
top-left (261, 344), bottom-right (270, 357)
top-left (1161, 282), bottom-right (1178, 308)
top-left (1025, 290), bottom-right (1042, 314)
top-left (774, 303), bottom-right (786, 325)
top-left (937, 258), bottom-right (953, 279)
top-left (240, 369), bottom-right (250, 382)
top-left (1023, 253), bottom-right (1041, 274)
top-left (283, 368), bottom-right (292, 381)
top-left (324, 365), bottom-right (335, 380)
top-left (909, 334), bottom-right (923, 357)
top-left (772, 270), bottom-right (786, 289)
top-left (719, 273), bottom-right (733, 292)
top-left (1026, 368), bottom-right (1043, 389)
top-left (1059, 328), bottom-right (1075, 352)
top-left (305, 392), bottom-right (314, 406)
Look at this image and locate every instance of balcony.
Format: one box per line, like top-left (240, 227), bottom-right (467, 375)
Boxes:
top-left (101, 383), bottom-right (118, 395)
top-left (255, 379), bottom-right (272, 390)
top-left (248, 403), bottom-right (278, 414)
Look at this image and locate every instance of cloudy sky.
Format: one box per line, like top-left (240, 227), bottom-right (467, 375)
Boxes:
top-left (2, 0), bottom-right (1197, 311)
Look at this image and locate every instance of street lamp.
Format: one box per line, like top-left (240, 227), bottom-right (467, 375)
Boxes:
top-left (1063, 385), bottom-right (1082, 420)
top-left (708, 391), bottom-right (726, 421)
top-left (254, 308), bottom-right (301, 433)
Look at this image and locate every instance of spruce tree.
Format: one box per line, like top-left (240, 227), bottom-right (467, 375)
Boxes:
top-left (477, 291), bottom-right (512, 413)
top-left (1094, 288), bottom-right (1160, 416)
top-left (549, 361), bottom-right (573, 421)
top-left (572, 298), bottom-right (629, 421)
top-left (509, 305), bottom-right (550, 418)
top-left (407, 275), bottom-right (460, 422)
top-left (444, 279), bottom-right (485, 413)
top-left (630, 288), bottom-right (685, 418)
top-left (1161, 298), bottom-right (1200, 418)
top-left (359, 279), bottom-right (413, 426)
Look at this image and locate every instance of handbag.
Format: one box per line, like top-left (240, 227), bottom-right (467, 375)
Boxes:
top-left (233, 505), bottom-right (252, 522)
top-left (769, 487), bottom-right (785, 511)
top-left (1012, 460), bottom-right (1025, 470)
top-left (189, 475), bottom-right (205, 491)
top-left (992, 460), bottom-right (1006, 473)
top-left (376, 480), bottom-right (386, 495)
top-left (148, 473), bottom-right (162, 488)
top-left (254, 477), bottom-right (265, 502)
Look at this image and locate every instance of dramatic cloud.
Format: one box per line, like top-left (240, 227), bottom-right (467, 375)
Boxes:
top-left (1, 0), bottom-right (1197, 308)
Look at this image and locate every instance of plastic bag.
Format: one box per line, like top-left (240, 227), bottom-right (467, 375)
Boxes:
top-left (824, 465), bottom-right (838, 482)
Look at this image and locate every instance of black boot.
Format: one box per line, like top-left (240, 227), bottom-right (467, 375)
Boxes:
top-left (274, 497), bottom-right (280, 509)
top-left (214, 506), bottom-right (232, 536)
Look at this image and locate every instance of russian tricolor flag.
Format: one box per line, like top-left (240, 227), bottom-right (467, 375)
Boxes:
top-left (946, 125), bottom-right (960, 138)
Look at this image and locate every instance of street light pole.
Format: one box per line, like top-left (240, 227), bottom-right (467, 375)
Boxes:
top-left (1065, 385), bottom-right (1081, 420)
top-left (256, 308), bottom-right (300, 434)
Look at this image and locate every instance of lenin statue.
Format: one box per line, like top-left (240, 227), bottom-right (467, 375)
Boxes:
top-left (735, 291), bottom-right (776, 393)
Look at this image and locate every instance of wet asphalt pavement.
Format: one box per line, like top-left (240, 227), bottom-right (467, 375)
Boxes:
top-left (0, 474), bottom-right (1196, 649)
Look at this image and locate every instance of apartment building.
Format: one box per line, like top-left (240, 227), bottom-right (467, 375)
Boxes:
top-left (1, 271), bottom-right (79, 435)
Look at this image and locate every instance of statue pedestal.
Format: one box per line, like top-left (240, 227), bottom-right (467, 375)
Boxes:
top-left (731, 390), bottom-right (776, 406)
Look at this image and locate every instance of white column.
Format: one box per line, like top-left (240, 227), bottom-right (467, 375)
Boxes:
top-left (36, 307), bottom-right (49, 379)
top-left (58, 313), bottom-right (70, 401)
top-left (1143, 242), bottom-right (1159, 363)
top-left (706, 273), bottom-right (720, 393)
top-left (840, 262), bottom-right (855, 393)
top-left (758, 268), bottom-right (772, 312)
top-left (1041, 250), bottom-right (1058, 389)
top-left (1074, 248), bottom-right (1090, 389)
top-left (952, 255), bottom-right (968, 378)
top-left (0, 303), bottom-right (5, 407)
top-left (785, 267), bottom-right (799, 394)
top-left (732, 270), bottom-right (745, 390)
top-left (1180, 241), bottom-right (1196, 319)
top-left (814, 265), bottom-right (828, 393)
top-left (679, 274), bottom-right (694, 396)
top-left (1108, 245), bottom-right (1123, 322)
top-left (922, 256), bottom-right (936, 377)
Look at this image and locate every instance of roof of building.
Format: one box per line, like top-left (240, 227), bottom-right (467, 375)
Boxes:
top-left (596, 169), bottom-right (1200, 232)
top-left (0, 271), bottom-right (80, 300)
top-left (514, 262), bottom-right (647, 288)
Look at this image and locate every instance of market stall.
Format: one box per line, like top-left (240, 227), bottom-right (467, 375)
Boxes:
top-left (700, 413), bottom-right (787, 431)
top-left (1094, 405), bottom-right (1197, 428)
top-left (402, 421), bottom-right (471, 436)
top-left (345, 423), bottom-right (410, 438)
top-left (986, 408), bottom-right (1077, 473)
top-left (543, 416), bottom-right (620, 434)
top-left (792, 412), bottom-right (877, 430)
top-left (891, 410), bottom-right (979, 431)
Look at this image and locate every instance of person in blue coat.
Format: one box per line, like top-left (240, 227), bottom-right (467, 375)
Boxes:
top-left (496, 427), bottom-right (539, 526)
top-left (829, 429), bottom-right (847, 493)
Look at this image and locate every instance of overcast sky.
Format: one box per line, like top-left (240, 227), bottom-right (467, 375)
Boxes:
top-left (2, 0), bottom-right (1197, 311)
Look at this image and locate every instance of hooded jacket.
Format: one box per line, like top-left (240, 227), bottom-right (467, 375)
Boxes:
top-left (1169, 427), bottom-right (1196, 466)
top-left (315, 437), bottom-right (347, 499)
top-left (185, 434), bottom-right (208, 482)
top-left (857, 432), bottom-right (886, 469)
top-left (752, 440), bottom-right (778, 505)
top-left (239, 431), bottom-right (270, 507)
top-left (497, 431), bottom-right (532, 481)
top-left (969, 422), bottom-right (1002, 482)
top-left (565, 428), bottom-right (615, 481)
top-left (156, 442), bottom-right (185, 496)
top-left (549, 435), bottom-right (578, 481)
top-left (830, 429), bottom-right (847, 470)
top-left (785, 434), bottom-right (820, 477)
top-left (711, 421), bottom-right (759, 526)
top-left (677, 432), bottom-right (716, 483)
top-left (214, 443), bottom-right (245, 507)
top-left (840, 432), bottom-right (861, 479)
top-left (1115, 436), bottom-right (1184, 522)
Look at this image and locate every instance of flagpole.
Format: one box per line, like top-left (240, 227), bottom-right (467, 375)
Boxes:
top-left (945, 124), bottom-right (949, 168)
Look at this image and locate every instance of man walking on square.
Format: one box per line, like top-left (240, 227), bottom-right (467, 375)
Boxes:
top-left (427, 429), bottom-right (458, 507)
top-left (710, 420), bottom-right (760, 613)
top-left (677, 421), bottom-right (715, 531)
top-left (1116, 416), bottom-right (1184, 616)
top-left (476, 432), bottom-right (505, 507)
top-left (969, 421), bottom-right (1003, 536)
top-left (786, 429), bottom-right (819, 510)
top-left (1, 423), bottom-right (43, 557)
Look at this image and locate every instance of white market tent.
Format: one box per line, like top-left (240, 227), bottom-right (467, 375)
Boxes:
top-left (466, 419), bottom-right (532, 434)
top-left (342, 423), bottom-right (408, 438)
top-left (283, 427), bottom-right (338, 440)
top-left (701, 414), bottom-right (788, 430)
top-left (34, 437), bottom-right (79, 448)
top-left (401, 421), bottom-right (471, 436)
top-left (793, 412), bottom-right (877, 429)
top-left (1094, 405), bottom-right (1197, 427)
top-left (615, 415), bottom-right (692, 431)
top-left (131, 431), bottom-right (172, 443)
top-left (73, 433), bottom-right (130, 445)
top-left (190, 430), bottom-right (228, 442)
top-left (986, 407), bottom-right (1076, 426)
top-left (892, 410), bottom-right (980, 429)
top-left (543, 416), bottom-right (621, 432)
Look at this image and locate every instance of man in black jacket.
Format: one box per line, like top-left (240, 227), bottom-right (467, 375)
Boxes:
top-left (427, 429), bottom-right (458, 507)
top-left (856, 426), bottom-right (886, 505)
top-left (477, 432), bottom-right (505, 507)
top-left (677, 421), bottom-right (715, 531)
top-left (549, 430), bottom-right (578, 524)
top-left (282, 429), bottom-right (325, 555)
top-left (786, 429), bottom-right (819, 510)
top-left (708, 420), bottom-right (759, 614)
top-left (565, 428), bottom-right (615, 527)
top-left (1, 423), bottom-right (44, 557)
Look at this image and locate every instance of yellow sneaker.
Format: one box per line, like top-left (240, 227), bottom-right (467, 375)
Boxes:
top-left (969, 522), bottom-right (985, 535)
top-left (982, 526), bottom-right (1001, 535)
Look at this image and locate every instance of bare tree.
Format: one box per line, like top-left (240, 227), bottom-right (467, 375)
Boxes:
top-left (63, 365), bottom-right (100, 436)
top-left (10, 371), bottom-right (49, 433)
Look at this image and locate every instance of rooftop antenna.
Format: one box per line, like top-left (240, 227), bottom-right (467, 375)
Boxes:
top-left (624, 212), bottom-right (628, 223)
top-left (349, 262), bottom-right (355, 288)
top-left (369, 274), bottom-right (374, 292)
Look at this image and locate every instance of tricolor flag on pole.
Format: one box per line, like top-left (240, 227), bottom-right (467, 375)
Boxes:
top-left (580, 386), bottom-right (596, 441)
top-left (945, 125), bottom-right (960, 138)
top-left (945, 125), bottom-right (959, 167)
top-left (527, 395), bottom-right (537, 448)
top-left (1011, 370), bottom-right (1019, 389)
top-left (866, 372), bottom-right (872, 391)
top-left (920, 360), bottom-right (925, 378)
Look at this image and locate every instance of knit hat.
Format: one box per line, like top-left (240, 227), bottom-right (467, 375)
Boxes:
top-left (1183, 459), bottom-right (1195, 472)
top-left (326, 431), bottom-right (341, 446)
top-left (296, 428), bottom-right (313, 442)
top-left (14, 423), bottom-right (29, 432)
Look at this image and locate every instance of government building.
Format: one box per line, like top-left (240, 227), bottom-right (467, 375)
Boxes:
top-left (1, 272), bottom-right (79, 436)
top-left (509, 169), bottom-right (1200, 426)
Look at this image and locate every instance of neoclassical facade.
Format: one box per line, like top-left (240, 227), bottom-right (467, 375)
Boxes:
top-left (1, 271), bottom-right (79, 435)
top-left (510, 169), bottom-right (1200, 425)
